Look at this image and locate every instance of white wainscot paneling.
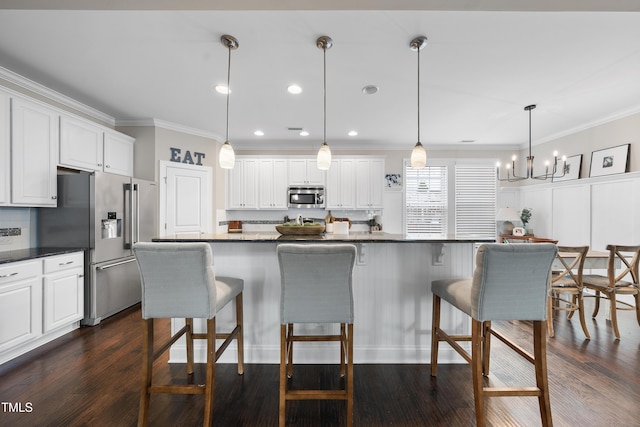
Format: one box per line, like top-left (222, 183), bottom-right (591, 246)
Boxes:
top-left (521, 187), bottom-right (552, 237)
top-left (169, 242), bottom-right (475, 365)
top-left (552, 184), bottom-right (590, 246)
top-left (591, 180), bottom-right (638, 250)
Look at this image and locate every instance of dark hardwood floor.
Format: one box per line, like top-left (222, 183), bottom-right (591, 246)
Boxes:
top-left (1, 299), bottom-right (639, 426)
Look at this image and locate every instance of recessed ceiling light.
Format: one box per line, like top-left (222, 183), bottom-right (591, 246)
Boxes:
top-left (300, 130), bottom-right (309, 136)
top-left (288, 84), bottom-right (302, 94)
top-left (362, 85), bottom-right (379, 95)
top-left (215, 85), bottom-right (230, 94)
top-left (348, 130), bottom-right (358, 136)
top-left (254, 130), bottom-right (264, 136)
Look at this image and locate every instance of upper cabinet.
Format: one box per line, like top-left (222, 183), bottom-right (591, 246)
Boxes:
top-left (60, 115), bottom-right (134, 177)
top-left (326, 159), bottom-right (355, 209)
top-left (288, 159), bottom-right (325, 186)
top-left (11, 96), bottom-right (58, 207)
top-left (259, 159), bottom-right (288, 209)
top-left (0, 91), bottom-right (9, 206)
top-left (355, 158), bottom-right (384, 209)
top-left (227, 158), bottom-right (258, 209)
top-left (103, 131), bottom-right (134, 176)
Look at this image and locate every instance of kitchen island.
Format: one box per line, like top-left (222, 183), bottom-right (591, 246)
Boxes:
top-left (152, 233), bottom-right (494, 364)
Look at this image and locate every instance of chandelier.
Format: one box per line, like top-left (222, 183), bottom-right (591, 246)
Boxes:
top-left (496, 105), bottom-right (566, 182)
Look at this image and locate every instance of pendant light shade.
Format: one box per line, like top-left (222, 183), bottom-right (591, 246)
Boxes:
top-left (316, 36), bottom-right (333, 171)
top-left (219, 141), bottom-right (235, 169)
top-left (219, 35), bottom-right (238, 170)
top-left (410, 36), bottom-right (428, 169)
top-left (411, 141), bottom-right (427, 169)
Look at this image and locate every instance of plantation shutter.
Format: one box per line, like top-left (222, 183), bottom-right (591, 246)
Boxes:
top-left (405, 164), bottom-right (448, 236)
top-left (455, 165), bottom-right (497, 238)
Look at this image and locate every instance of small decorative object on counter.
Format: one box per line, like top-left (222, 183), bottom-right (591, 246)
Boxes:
top-left (276, 222), bottom-right (325, 235)
top-left (520, 208), bottom-right (532, 234)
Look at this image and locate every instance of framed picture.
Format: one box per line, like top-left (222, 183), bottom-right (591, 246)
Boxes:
top-left (589, 144), bottom-right (630, 178)
top-left (552, 154), bottom-right (582, 182)
top-left (385, 173), bottom-right (402, 190)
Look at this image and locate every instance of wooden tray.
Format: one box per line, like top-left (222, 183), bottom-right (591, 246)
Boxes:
top-left (275, 224), bottom-right (325, 235)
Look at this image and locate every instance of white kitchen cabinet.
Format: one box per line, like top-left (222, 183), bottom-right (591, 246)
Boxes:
top-left (43, 252), bottom-right (84, 333)
top-left (288, 158), bottom-right (325, 186)
top-left (0, 251), bottom-right (84, 366)
top-left (103, 130), bottom-right (134, 176)
top-left (259, 159), bottom-right (288, 209)
top-left (355, 158), bottom-right (384, 209)
top-left (59, 115), bottom-right (104, 172)
top-left (0, 260), bottom-right (42, 355)
top-left (11, 96), bottom-right (58, 206)
top-left (0, 91), bottom-right (9, 205)
top-left (326, 159), bottom-right (355, 209)
top-left (227, 158), bottom-right (258, 209)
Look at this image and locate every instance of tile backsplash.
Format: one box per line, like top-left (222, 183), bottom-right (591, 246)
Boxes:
top-left (0, 207), bottom-right (34, 250)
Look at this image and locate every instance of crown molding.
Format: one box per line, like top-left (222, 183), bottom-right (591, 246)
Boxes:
top-left (115, 118), bottom-right (223, 141)
top-left (0, 65), bottom-right (115, 126)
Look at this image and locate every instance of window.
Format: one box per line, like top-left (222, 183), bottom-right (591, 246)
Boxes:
top-left (455, 164), bottom-right (497, 238)
top-left (404, 160), bottom-right (497, 238)
top-left (404, 163), bottom-right (448, 236)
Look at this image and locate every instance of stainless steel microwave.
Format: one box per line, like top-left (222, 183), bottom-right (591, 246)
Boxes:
top-left (287, 186), bottom-right (325, 209)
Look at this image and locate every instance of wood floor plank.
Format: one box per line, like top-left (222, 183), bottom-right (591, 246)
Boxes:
top-left (0, 299), bottom-right (638, 426)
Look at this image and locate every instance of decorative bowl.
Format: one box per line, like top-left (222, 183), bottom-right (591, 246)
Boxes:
top-left (275, 224), bottom-right (325, 235)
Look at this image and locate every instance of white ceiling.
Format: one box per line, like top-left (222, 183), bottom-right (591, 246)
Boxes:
top-left (1, 2), bottom-right (640, 152)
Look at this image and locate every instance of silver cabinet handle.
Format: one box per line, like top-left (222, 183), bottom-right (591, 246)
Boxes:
top-left (0, 272), bottom-right (19, 278)
top-left (59, 261), bottom-right (74, 266)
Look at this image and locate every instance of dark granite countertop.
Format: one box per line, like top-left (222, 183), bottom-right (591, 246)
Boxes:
top-left (152, 232), bottom-right (495, 243)
top-left (0, 247), bottom-right (86, 265)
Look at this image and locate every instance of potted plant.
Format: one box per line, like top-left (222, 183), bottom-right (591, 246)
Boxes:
top-left (520, 208), bottom-right (532, 234)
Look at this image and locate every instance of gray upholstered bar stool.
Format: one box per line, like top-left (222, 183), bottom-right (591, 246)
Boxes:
top-left (276, 243), bottom-right (357, 427)
top-left (133, 242), bottom-right (244, 427)
top-left (430, 243), bottom-right (557, 427)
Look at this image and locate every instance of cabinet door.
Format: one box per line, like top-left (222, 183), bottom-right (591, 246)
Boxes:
top-left (42, 252), bottom-right (84, 332)
top-left (43, 269), bottom-right (84, 332)
top-left (0, 261), bottom-right (42, 353)
top-left (339, 159), bottom-right (356, 208)
top-left (305, 159), bottom-right (326, 185)
top-left (59, 115), bottom-right (104, 172)
top-left (227, 159), bottom-right (258, 209)
top-left (11, 97), bottom-right (58, 206)
top-left (355, 159), bottom-right (372, 209)
top-left (288, 159), bottom-right (308, 185)
top-left (103, 131), bottom-right (134, 176)
top-left (0, 91), bottom-right (9, 205)
top-left (325, 160), bottom-right (341, 208)
top-left (368, 159), bottom-right (384, 208)
top-left (259, 159), bottom-right (288, 209)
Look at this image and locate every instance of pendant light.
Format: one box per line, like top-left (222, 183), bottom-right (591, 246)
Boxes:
top-left (316, 36), bottom-right (333, 171)
top-left (219, 35), bottom-right (238, 170)
top-left (496, 105), bottom-right (567, 181)
top-left (410, 36), bottom-right (428, 169)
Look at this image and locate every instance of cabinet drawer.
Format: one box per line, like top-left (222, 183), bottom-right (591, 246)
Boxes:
top-left (43, 252), bottom-right (83, 274)
top-left (0, 260), bottom-right (40, 286)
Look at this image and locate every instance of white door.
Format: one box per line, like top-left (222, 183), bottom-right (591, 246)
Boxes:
top-left (160, 161), bottom-right (212, 236)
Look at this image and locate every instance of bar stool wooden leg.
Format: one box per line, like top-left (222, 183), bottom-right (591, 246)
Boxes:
top-left (482, 321), bottom-right (491, 376)
top-left (235, 294), bottom-right (245, 375)
top-left (346, 323), bottom-right (354, 427)
top-left (533, 321), bottom-right (552, 427)
top-left (138, 319), bottom-right (153, 427)
top-left (547, 294), bottom-right (555, 338)
top-left (186, 318), bottom-right (194, 375)
top-left (203, 318), bottom-right (216, 427)
top-left (340, 323), bottom-right (346, 377)
top-left (286, 323), bottom-right (294, 378)
top-left (430, 294), bottom-right (441, 376)
top-left (279, 324), bottom-right (287, 427)
top-left (471, 319), bottom-right (486, 427)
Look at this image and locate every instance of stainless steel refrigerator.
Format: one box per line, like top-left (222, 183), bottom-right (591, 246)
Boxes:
top-left (38, 170), bottom-right (157, 325)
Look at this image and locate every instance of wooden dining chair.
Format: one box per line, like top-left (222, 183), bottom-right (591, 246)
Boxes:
top-left (276, 243), bottom-right (357, 427)
top-left (431, 243), bottom-right (557, 427)
top-left (548, 245), bottom-right (590, 339)
top-left (582, 244), bottom-right (640, 340)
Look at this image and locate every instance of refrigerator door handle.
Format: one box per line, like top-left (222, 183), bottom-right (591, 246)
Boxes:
top-left (97, 258), bottom-right (137, 270)
top-left (124, 183), bottom-right (133, 249)
top-left (134, 183), bottom-right (140, 244)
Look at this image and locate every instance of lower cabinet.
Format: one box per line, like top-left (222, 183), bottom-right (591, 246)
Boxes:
top-left (0, 251), bottom-right (84, 365)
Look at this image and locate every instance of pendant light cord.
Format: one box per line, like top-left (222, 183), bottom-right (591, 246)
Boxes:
top-left (323, 44), bottom-right (327, 143)
top-left (417, 46), bottom-right (421, 143)
top-left (226, 44), bottom-right (231, 143)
